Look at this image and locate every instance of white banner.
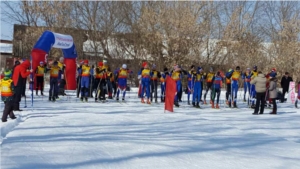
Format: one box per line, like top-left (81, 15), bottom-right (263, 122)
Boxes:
top-left (287, 82), bottom-right (296, 104)
top-left (52, 33), bottom-right (73, 49)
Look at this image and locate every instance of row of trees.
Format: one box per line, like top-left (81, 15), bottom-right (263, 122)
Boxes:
top-left (1, 1), bottom-right (300, 82)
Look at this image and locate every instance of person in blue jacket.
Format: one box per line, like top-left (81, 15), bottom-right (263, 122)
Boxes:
top-left (77, 60), bottom-right (94, 102)
top-left (187, 65), bottom-right (196, 105)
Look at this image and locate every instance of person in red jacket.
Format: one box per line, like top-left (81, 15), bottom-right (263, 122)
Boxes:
top-left (12, 60), bottom-right (33, 111)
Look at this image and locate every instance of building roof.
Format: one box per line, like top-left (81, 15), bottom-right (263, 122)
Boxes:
top-left (0, 42), bottom-right (13, 53)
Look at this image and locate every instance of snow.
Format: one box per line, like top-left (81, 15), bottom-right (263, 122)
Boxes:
top-left (1, 87), bottom-right (300, 169)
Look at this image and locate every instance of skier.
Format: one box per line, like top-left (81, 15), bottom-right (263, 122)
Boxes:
top-left (249, 66), bottom-right (258, 108)
top-left (1, 70), bottom-right (17, 122)
top-left (140, 62), bottom-right (151, 104)
top-left (150, 64), bottom-right (161, 103)
top-left (35, 61), bottom-right (46, 96)
top-left (115, 64), bottom-right (133, 101)
top-left (265, 68), bottom-right (277, 108)
top-left (203, 67), bottom-right (215, 105)
top-left (56, 57), bottom-right (65, 99)
top-left (160, 67), bottom-right (169, 102)
top-left (47, 61), bottom-right (62, 101)
top-left (78, 60), bottom-right (93, 102)
top-left (211, 71), bottom-right (223, 109)
top-left (242, 68), bottom-right (251, 102)
top-left (192, 67), bottom-right (203, 108)
top-left (225, 68), bottom-right (233, 107)
top-left (76, 60), bottom-right (84, 98)
top-left (94, 62), bottom-right (107, 102)
top-left (171, 64), bottom-right (182, 107)
top-left (228, 66), bottom-right (241, 108)
top-left (187, 65), bottom-right (196, 105)
top-left (138, 62), bottom-right (147, 98)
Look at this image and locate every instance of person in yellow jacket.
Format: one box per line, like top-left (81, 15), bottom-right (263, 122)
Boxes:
top-left (230, 66), bottom-right (241, 108)
top-left (203, 67), bottom-right (215, 104)
top-left (35, 61), bottom-right (46, 96)
top-left (46, 61), bottom-right (62, 101)
top-left (1, 70), bottom-right (17, 122)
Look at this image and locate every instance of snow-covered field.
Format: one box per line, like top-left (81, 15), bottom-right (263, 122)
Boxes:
top-left (1, 87), bottom-right (300, 169)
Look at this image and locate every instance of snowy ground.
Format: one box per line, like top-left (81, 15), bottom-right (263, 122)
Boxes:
top-left (1, 87), bottom-right (300, 169)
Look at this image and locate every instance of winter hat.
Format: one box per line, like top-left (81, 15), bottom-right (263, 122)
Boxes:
top-left (253, 65), bottom-right (257, 70)
top-left (103, 59), bottom-right (107, 63)
top-left (152, 64), bottom-right (156, 69)
top-left (164, 67), bottom-right (168, 72)
top-left (236, 66), bottom-right (240, 70)
top-left (14, 60), bottom-right (20, 65)
top-left (247, 68), bottom-right (250, 71)
top-left (271, 68), bottom-right (276, 72)
top-left (198, 67), bottom-right (202, 71)
top-left (84, 60), bottom-right (89, 64)
top-left (122, 64), bottom-right (127, 69)
top-left (4, 69), bottom-right (12, 77)
top-left (142, 62), bottom-right (147, 68)
top-left (173, 64), bottom-right (179, 69)
top-left (191, 65), bottom-right (195, 69)
top-left (209, 67), bottom-right (213, 72)
top-left (53, 61), bottom-right (58, 65)
top-left (98, 62), bottom-right (103, 67)
top-left (228, 68), bottom-right (233, 72)
top-left (216, 71), bottom-right (220, 76)
top-left (40, 61), bottom-right (44, 64)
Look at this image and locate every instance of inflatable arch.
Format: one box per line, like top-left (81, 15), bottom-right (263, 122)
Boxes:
top-left (31, 31), bottom-right (77, 90)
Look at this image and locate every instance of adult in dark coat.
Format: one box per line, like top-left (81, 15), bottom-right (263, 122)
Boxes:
top-left (12, 60), bottom-right (32, 111)
top-left (280, 72), bottom-right (293, 103)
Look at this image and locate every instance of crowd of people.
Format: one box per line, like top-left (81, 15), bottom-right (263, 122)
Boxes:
top-left (1, 57), bottom-right (298, 122)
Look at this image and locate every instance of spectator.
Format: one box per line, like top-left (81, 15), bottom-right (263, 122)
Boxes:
top-left (280, 72), bottom-right (293, 103)
top-left (12, 60), bottom-right (33, 111)
top-left (250, 71), bottom-right (267, 115)
top-left (269, 75), bottom-right (278, 114)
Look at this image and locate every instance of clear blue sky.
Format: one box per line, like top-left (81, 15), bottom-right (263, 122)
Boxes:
top-left (1, 21), bottom-right (14, 40)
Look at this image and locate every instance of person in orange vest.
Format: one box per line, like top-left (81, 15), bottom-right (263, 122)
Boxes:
top-left (78, 60), bottom-right (93, 102)
top-left (1, 70), bottom-right (17, 122)
top-left (203, 67), bottom-right (215, 104)
top-left (141, 62), bottom-right (151, 104)
top-left (46, 61), bottom-right (62, 102)
top-left (35, 61), bottom-right (46, 96)
top-left (94, 61), bottom-right (107, 102)
top-left (150, 64), bottom-right (161, 103)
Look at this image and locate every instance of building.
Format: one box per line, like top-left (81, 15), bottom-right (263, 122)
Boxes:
top-left (0, 40), bottom-right (14, 72)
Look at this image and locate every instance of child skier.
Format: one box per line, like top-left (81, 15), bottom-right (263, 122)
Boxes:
top-left (211, 71), bottom-right (223, 109)
top-left (242, 68), bottom-right (251, 102)
top-left (160, 67), bottom-right (169, 103)
top-left (225, 68), bottom-right (233, 107)
top-left (94, 62), bottom-right (107, 102)
top-left (203, 67), bottom-right (215, 105)
top-left (141, 62), bottom-right (151, 104)
top-left (1, 70), bottom-right (17, 122)
top-left (171, 64), bottom-right (182, 107)
top-left (249, 66), bottom-right (258, 108)
top-left (78, 60), bottom-right (93, 102)
top-left (35, 61), bottom-right (46, 96)
top-left (192, 67), bottom-right (203, 108)
top-left (187, 65), bottom-right (196, 105)
top-left (47, 61), bottom-right (62, 101)
top-left (150, 64), bottom-right (161, 103)
top-left (115, 64), bottom-right (133, 101)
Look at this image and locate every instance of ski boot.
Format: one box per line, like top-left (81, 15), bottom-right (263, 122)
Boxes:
top-left (141, 98), bottom-right (145, 103)
top-left (147, 99), bottom-right (151, 104)
top-left (188, 100), bottom-right (190, 105)
top-left (80, 97), bottom-right (84, 102)
top-left (52, 96), bottom-right (56, 102)
top-left (116, 97), bottom-right (119, 101)
top-left (122, 97), bottom-right (125, 101)
top-left (216, 104), bottom-right (220, 109)
top-left (85, 97), bottom-right (88, 102)
top-left (233, 102), bottom-right (238, 108)
top-left (226, 100), bottom-right (229, 105)
top-left (211, 102), bottom-right (215, 108)
top-left (174, 102), bottom-right (179, 107)
top-left (192, 102), bottom-right (195, 107)
top-left (41, 91), bottom-right (44, 96)
top-left (203, 100), bottom-right (207, 105)
top-left (196, 102), bottom-right (200, 108)
top-left (210, 100), bottom-right (213, 104)
top-left (36, 90), bottom-right (38, 96)
top-left (49, 96), bottom-right (52, 101)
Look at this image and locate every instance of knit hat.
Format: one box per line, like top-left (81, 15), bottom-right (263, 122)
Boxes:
top-left (164, 67), bottom-right (168, 72)
top-left (236, 66), bottom-right (240, 70)
top-left (216, 71), bottom-right (220, 76)
top-left (247, 68), bottom-right (250, 70)
top-left (253, 65), bottom-right (257, 70)
top-left (98, 62), bottom-right (103, 67)
top-left (191, 65), bottom-right (195, 69)
top-left (271, 68), bottom-right (276, 72)
top-left (142, 62), bottom-right (148, 68)
top-left (40, 61), bottom-right (44, 64)
top-left (103, 60), bottom-right (107, 63)
top-left (53, 61), bottom-right (58, 65)
top-left (122, 64), bottom-right (127, 69)
top-left (198, 67), bottom-right (202, 71)
top-left (152, 64), bottom-right (156, 69)
top-left (4, 70), bottom-right (12, 77)
top-left (84, 60), bottom-right (89, 64)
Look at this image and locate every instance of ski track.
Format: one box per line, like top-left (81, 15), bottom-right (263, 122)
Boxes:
top-left (1, 87), bottom-right (300, 169)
